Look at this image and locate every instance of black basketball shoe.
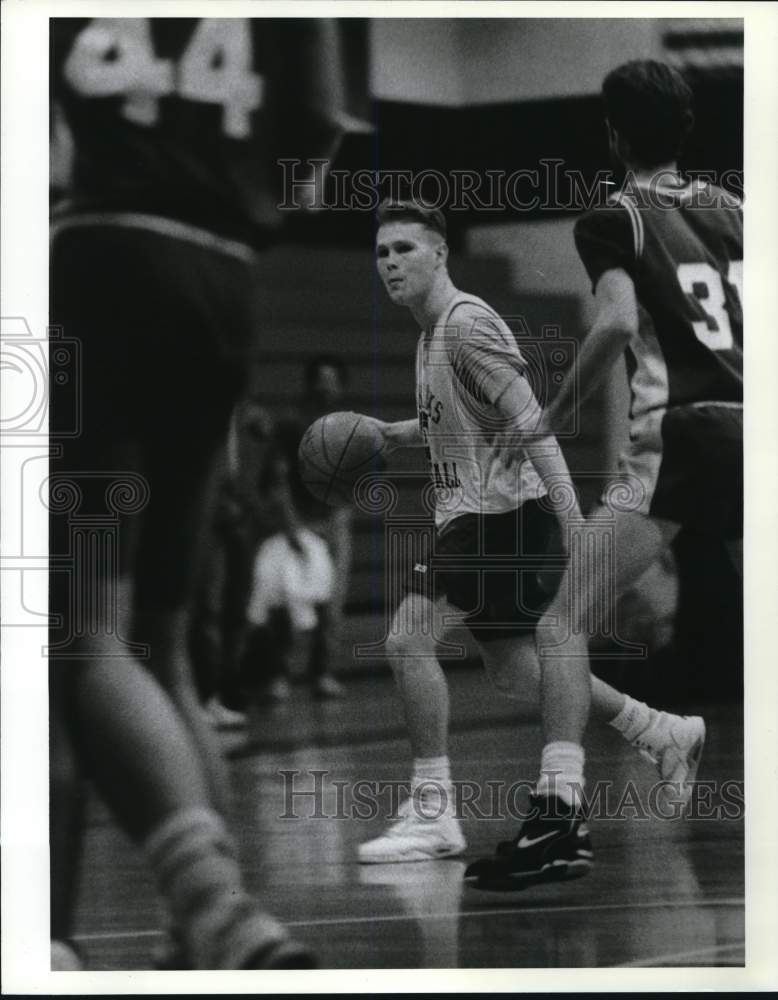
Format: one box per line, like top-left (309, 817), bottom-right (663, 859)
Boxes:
top-left (464, 793), bottom-right (593, 892)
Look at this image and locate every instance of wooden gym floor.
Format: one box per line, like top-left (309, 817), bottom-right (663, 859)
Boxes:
top-left (69, 667), bottom-right (744, 971)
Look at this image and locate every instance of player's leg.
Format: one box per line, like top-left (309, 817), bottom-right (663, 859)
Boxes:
top-left (465, 507), bottom-right (699, 893)
top-left (537, 505), bottom-right (682, 777)
top-left (57, 635), bottom-right (311, 969)
top-left (49, 225), bottom-right (311, 966)
top-left (49, 451), bottom-right (309, 967)
top-left (387, 593), bottom-right (450, 758)
top-left (129, 230), bottom-right (263, 806)
top-left (358, 592), bottom-right (465, 863)
top-left (475, 621), bottom-right (705, 809)
top-left (131, 443), bottom-right (233, 816)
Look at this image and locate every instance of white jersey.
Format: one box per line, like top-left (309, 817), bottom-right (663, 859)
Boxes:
top-left (416, 291), bottom-right (545, 530)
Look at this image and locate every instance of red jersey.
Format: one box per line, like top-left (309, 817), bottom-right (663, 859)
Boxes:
top-left (51, 18), bottom-right (347, 245)
top-left (574, 180), bottom-right (743, 419)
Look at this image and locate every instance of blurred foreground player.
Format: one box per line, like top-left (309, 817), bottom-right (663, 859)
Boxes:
top-left (467, 60), bottom-right (741, 891)
top-left (360, 200), bottom-right (700, 867)
top-left (49, 17), bottom-right (350, 966)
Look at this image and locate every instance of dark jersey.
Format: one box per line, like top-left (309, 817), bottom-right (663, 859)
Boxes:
top-left (51, 18), bottom-right (347, 245)
top-left (574, 180), bottom-right (743, 418)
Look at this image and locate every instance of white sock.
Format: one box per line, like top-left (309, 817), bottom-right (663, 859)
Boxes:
top-left (144, 807), bottom-right (250, 969)
top-left (609, 695), bottom-right (658, 744)
top-left (412, 756), bottom-right (452, 813)
top-left (536, 742), bottom-right (585, 808)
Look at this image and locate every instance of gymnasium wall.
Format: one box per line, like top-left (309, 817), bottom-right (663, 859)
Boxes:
top-left (370, 18), bottom-right (664, 104)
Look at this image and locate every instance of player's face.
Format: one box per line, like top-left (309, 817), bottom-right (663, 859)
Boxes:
top-left (376, 222), bottom-right (444, 306)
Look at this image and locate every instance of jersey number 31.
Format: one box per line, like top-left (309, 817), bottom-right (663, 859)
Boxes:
top-left (677, 260), bottom-right (743, 352)
top-left (64, 18), bottom-right (262, 139)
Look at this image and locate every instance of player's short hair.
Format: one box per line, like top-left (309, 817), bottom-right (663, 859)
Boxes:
top-left (603, 60), bottom-right (695, 166)
top-left (376, 199), bottom-right (447, 240)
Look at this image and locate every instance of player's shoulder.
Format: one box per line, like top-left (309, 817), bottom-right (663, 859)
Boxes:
top-left (573, 199), bottom-right (636, 262)
top-left (697, 181), bottom-right (742, 210)
top-left (574, 195), bottom-right (633, 236)
top-left (444, 292), bottom-right (506, 332)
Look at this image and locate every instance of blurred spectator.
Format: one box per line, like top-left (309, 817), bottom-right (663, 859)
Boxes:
top-left (190, 398), bottom-right (275, 726)
top-left (243, 356), bottom-right (354, 700)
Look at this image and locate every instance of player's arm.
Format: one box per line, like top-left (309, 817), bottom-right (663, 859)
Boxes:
top-left (369, 418), bottom-right (422, 453)
top-left (544, 268), bottom-right (638, 434)
top-left (491, 375), bottom-right (582, 523)
top-left (451, 318), bottom-right (582, 521)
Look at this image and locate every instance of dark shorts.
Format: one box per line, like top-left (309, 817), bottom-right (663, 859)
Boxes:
top-left (49, 220), bottom-right (259, 621)
top-left (654, 403), bottom-right (742, 537)
top-left (404, 499), bottom-right (562, 643)
top-left (615, 402), bottom-right (742, 539)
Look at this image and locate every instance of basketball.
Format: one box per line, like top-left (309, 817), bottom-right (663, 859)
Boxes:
top-left (298, 411), bottom-right (387, 506)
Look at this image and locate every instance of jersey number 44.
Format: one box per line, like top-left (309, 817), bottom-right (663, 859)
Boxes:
top-left (64, 18), bottom-right (262, 139)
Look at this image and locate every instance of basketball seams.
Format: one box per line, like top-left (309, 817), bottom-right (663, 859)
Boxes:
top-left (298, 436), bottom-right (335, 488)
top-left (319, 416), bottom-right (332, 467)
top-left (326, 417), bottom-right (363, 503)
top-left (298, 428), bottom-right (333, 481)
top-left (298, 412), bottom-right (386, 506)
top-left (332, 419), bottom-right (385, 474)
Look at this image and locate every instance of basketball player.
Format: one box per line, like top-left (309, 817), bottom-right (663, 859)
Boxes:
top-left (360, 198), bottom-right (705, 870)
top-left (49, 17), bottom-right (351, 966)
top-left (466, 60), bottom-right (741, 891)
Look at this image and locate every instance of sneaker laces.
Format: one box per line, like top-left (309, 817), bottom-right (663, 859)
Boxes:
top-left (631, 712), bottom-right (675, 764)
top-left (634, 740), bottom-right (660, 766)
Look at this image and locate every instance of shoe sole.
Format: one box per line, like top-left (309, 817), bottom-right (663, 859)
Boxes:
top-left (465, 857), bottom-right (592, 893)
top-left (358, 843), bottom-right (466, 864)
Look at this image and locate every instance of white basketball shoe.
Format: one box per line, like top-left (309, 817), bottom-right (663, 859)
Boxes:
top-left (633, 713), bottom-right (706, 810)
top-left (358, 791), bottom-right (466, 864)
